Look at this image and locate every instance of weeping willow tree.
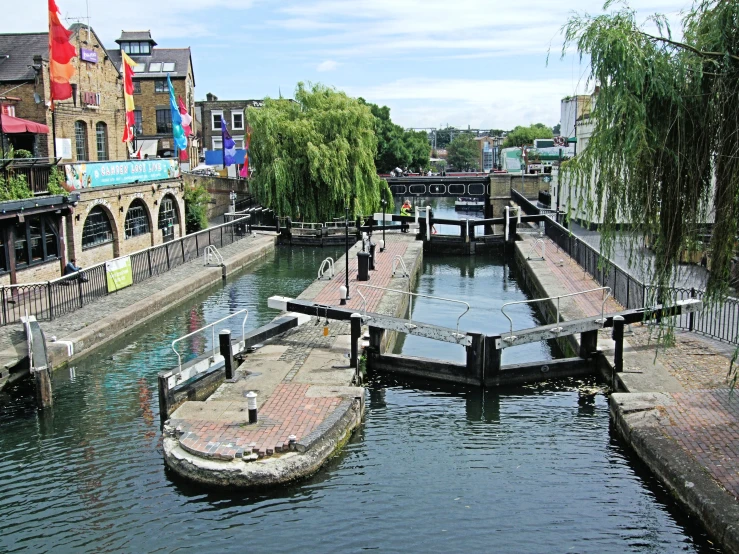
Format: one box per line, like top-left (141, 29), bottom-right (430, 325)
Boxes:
top-left (561, 1), bottom-right (739, 303)
top-left (246, 82), bottom-right (391, 222)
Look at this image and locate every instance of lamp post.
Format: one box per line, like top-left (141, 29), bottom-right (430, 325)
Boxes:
top-left (344, 204), bottom-right (350, 300)
top-left (381, 198), bottom-right (386, 252)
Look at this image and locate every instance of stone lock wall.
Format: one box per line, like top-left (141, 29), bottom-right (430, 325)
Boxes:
top-left (489, 174), bottom-right (546, 217)
top-left (182, 173), bottom-right (250, 221)
top-left (69, 178), bottom-right (186, 267)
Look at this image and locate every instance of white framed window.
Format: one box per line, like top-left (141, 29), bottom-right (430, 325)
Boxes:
top-left (232, 112), bottom-right (244, 130)
top-left (133, 64), bottom-right (146, 73)
top-left (149, 62), bottom-right (162, 72)
top-left (212, 137), bottom-right (223, 150)
top-left (233, 137), bottom-right (244, 149)
top-left (211, 110), bottom-right (223, 130)
top-left (162, 62), bottom-right (175, 72)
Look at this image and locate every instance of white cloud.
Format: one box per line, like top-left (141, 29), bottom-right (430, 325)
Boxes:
top-left (316, 60), bottom-right (339, 72)
top-left (343, 77), bottom-right (591, 130)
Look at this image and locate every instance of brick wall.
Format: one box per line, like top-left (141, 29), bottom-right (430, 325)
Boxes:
top-left (4, 83), bottom-right (50, 158)
top-left (182, 173), bottom-right (250, 220)
top-left (68, 178), bottom-right (186, 264)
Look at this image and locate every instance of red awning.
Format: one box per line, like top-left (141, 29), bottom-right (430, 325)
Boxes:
top-left (1, 114), bottom-right (49, 134)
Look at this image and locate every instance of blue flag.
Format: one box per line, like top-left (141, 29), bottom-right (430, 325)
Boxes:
top-left (167, 74), bottom-right (187, 152)
top-left (221, 119), bottom-right (236, 167)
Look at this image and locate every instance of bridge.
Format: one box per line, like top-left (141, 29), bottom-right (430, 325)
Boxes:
top-left (385, 176), bottom-right (490, 198)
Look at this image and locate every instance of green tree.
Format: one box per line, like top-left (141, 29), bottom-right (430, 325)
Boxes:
top-left (247, 84), bottom-right (390, 222)
top-left (404, 129), bottom-right (431, 171)
top-left (447, 134), bottom-right (479, 171)
top-left (183, 183), bottom-right (210, 233)
top-left (561, 1), bottom-right (739, 382)
top-left (552, 123), bottom-right (561, 135)
top-left (502, 123), bottom-right (553, 147)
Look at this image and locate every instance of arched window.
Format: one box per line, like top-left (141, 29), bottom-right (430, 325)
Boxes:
top-left (158, 195), bottom-right (179, 242)
top-left (95, 122), bottom-right (108, 161)
top-left (82, 206), bottom-right (113, 249)
top-left (124, 200), bottom-right (150, 239)
top-left (74, 121), bottom-right (88, 161)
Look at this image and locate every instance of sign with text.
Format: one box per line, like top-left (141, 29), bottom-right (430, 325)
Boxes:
top-left (80, 48), bottom-right (98, 63)
top-left (63, 159), bottom-right (181, 189)
top-left (105, 256), bottom-right (133, 293)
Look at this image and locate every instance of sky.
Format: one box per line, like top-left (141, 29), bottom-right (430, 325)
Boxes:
top-left (6, 0), bottom-right (690, 131)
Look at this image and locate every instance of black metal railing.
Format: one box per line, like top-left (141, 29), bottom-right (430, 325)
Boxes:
top-left (0, 217), bottom-right (250, 326)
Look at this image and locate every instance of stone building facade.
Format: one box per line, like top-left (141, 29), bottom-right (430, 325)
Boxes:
top-left (69, 178), bottom-right (186, 268)
top-left (196, 93), bottom-right (262, 153)
top-left (108, 32), bottom-right (197, 162)
top-left (0, 25), bottom-right (127, 162)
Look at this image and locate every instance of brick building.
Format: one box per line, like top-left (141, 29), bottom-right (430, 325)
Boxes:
top-left (108, 31), bottom-right (197, 163)
top-left (0, 25), bottom-right (127, 162)
top-left (196, 93), bottom-right (262, 153)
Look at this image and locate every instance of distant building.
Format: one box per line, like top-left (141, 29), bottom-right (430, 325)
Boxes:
top-left (108, 31), bottom-right (197, 162)
top-left (196, 93), bottom-right (262, 153)
top-left (0, 25), bottom-right (127, 162)
top-left (474, 136), bottom-right (504, 172)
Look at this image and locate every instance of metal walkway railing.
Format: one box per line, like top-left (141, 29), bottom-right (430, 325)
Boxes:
top-left (171, 309), bottom-right (249, 373)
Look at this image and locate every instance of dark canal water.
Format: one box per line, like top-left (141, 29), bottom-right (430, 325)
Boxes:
top-left (0, 228), bottom-right (719, 553)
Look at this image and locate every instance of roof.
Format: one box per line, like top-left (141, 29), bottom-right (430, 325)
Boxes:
top-left (67, 23), bottom-right (121, 77)
top-left (108, 47), bottom-right (194, 83)
top-left (195, 99), bottom-right (264, 107)
top-left (115, 31), bottom-right (157, 45)
top-left (0, 33), bottom-right (48, 82)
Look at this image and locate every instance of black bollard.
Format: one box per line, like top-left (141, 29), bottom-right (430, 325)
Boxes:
top-left (357, 251), bottom-right (370, 281)
top-left (369, 241), bottom-right (376, 270)
top-left (612, 315), bottom-right (625, 373)
top-left (219, 329), bottom-right (234, 380)
top-left (350, 313), bottom-right (361, 370)
top-left (246, 391), bottom-right (258, 423)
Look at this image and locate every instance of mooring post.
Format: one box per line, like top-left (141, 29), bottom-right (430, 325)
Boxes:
top-left (158, 373), bottom-right (171, 424)
top-left (613, 315), bottom-right (625, 373)
top-left (466, 332), bottom-right (484, 386)
top-left (246, 391), bottom-right (258, 423)
top-left (219, 329), bottom-right (234, 380)
top-left (580, 329), bottom-right (598, 359)
top-left (368, 326), bottom-right (383, 360)
top-left (689, 287), bottom-right (696, 331)
top-left (483, 335), bottom-right (501, 387)
top-left (34, 367), bottom-right (53, 409)
top-left (350, 313), bottom-right (362, 370)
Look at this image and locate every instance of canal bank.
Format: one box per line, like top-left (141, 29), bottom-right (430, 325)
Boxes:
top-left (0, 232), bottom-right (278, 391)
top-left (515, 234), bottom-right (739, 553)
top-left (162, 234), bottom-right (424, 487)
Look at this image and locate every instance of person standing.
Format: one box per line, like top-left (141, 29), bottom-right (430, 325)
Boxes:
top-left (400, 200), bottom-right (412, 233)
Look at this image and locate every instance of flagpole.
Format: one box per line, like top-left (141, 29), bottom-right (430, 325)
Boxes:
top-left (221, 122), bottom-right (226, 169)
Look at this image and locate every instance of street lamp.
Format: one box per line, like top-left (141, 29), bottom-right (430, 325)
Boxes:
top-left (344, 203), bottom-right (351, 300)
top-left (381, 198), bottom-right (387, 252)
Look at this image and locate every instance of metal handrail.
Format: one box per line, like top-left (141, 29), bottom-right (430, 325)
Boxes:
top-left (318, 257), bottom-right (335, 280)
top-left (171, 309), bottom-right (249, 373)
top-left (294, 222), bottom-right (323, 230)
top-left (356, 284), bottom-right (470, 339)
top-left (324, 221), bottom-right (356, 229)
top-left (204, 245), bottom-right (224, 266)
top-left (391, 255), bottom-right (409, 277)
top-left (527, 238), bottom-right (545, 261)
top-left (501, 286), bottom-right (611, 340)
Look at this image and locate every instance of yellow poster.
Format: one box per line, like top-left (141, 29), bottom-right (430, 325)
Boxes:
top-left (106, 256), bottom-right (133, 293)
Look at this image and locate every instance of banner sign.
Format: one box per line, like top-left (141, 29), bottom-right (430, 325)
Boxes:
top-left (63, 159), bottom-right (180, 190)
top-left (106, 256), bottom-right (133, 293)
top-left (80, 48), bottom-right (98, 63)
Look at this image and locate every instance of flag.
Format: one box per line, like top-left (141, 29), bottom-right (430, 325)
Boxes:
top-left (121, 51), bottom-right (137, 143)
top-left (221, 118), bottom-right (236, 167)
top-left (177, 96), bottom-right (192, 137)
top-left (167, 74), bottom-right (187, 159)
top-left (239, 125), bottom-right (251, 178)
top-left (48, 0), bottom-right (76, 106)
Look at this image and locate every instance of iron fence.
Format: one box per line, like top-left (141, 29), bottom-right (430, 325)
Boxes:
top-left (0, 217), bottom-right (250, 326)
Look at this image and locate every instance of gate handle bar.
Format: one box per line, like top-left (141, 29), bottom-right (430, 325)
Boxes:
top-left (500, 287), bottom-right (611, 341)
top-left (356, 284), bottom-right (470, 339)
top-left (171, 309), bottom-right (249, 373)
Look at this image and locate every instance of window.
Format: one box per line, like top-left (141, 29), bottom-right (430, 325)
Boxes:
top-left (133, 81), bottom-right (141, 94)
top-left (158, 195), bottom-right (179, 242)
top-left (162, 62), bottom-right (175, 72)
top-left (156, 109), bottom-right (172, 133)
top-left (121, 43), bottom-right (130, 53)
top-left (212, 111), bottom-right (223, 130)
top-left (130, 42), bottom-right (140, 54)
top-left (74, 121), bottom-right (88, 161)
top-left (124, 201), bottom-right (150, 239)
top-left (154, 80), bottom-right (167, 93)
top-left (149, 62), bottom-right (162, 72)
top-left (133, 64), bottom-right (145, 73)
top-left (233, 137), bottom-right (244, 149)
top-left (211, 137), bottom-right (222, 150)
top-left (232, 112), bottom-right (244, 130)
top-left (95, 122), bottom-right (108, 161)
top-left (11, 216), bottom-right (59, 267)
top-left (139, 42), bottom-right (151, 55)
top-left (82, 207), bottom-right (113, 249)
top-left (133, 110), bottom-right (143, 134)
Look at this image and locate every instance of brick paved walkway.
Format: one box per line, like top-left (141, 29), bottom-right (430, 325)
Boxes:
top-left (523, 235), bottom-right (739, 502)
top-left (168, 237), bottom-right (418, 463)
